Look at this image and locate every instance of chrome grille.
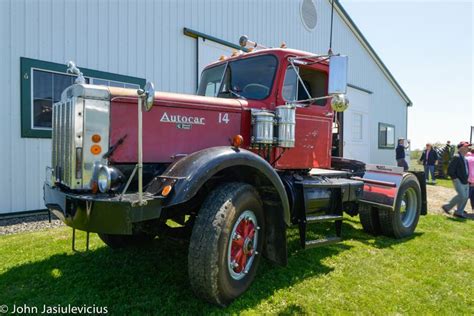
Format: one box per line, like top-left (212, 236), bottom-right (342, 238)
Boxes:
top-left (52, 99), bottom-right (77, 187)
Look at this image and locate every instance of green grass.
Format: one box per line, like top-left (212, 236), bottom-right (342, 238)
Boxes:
top-left (432, 179), bottom-right (454, 189)
top-left (1, 215), bottom-right (473, 315)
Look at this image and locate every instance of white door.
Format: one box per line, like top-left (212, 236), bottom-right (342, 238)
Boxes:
top-left (197, 38), bottom-right (234, 85)
top-left (343, 87), bottom-right (371, 163)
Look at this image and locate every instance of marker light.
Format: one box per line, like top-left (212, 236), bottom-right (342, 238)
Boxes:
top-left (232, 135), bottom-right (244, 148)
top-left (91, 134), bottom-right (101, 143)
top-left (91, 145), bottom-right (102, 155)
top-left (162, 185), bottom-right (173, 197)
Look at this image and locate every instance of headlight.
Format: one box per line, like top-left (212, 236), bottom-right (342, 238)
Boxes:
top-left (97, 166), bottom-right (124, 193)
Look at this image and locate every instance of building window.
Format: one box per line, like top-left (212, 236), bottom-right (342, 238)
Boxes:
top-left (352, 112), bottom-right (363, 141)
top-left (378, 122), bottom-right (395, 149)
top-left (21, 57), bottom-right (145, 138)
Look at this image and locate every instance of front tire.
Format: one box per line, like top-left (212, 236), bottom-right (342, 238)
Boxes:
top-left (379, 173), bottom-right (421, 238)
top-left (188, 182), bottom-right (265, 306)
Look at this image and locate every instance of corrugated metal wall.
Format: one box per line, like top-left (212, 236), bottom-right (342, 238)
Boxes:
top-left (0, 0), bottom-right (408, 213)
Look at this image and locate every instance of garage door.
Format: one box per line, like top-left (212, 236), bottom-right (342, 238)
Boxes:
top-left (343, 87), bottom-right (371, 163)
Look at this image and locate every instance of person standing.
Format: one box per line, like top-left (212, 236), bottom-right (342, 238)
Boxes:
top-left (395, 138), bottom-right (409, 171)
top-left (419, 143), bottom-right (439, 184)
top-left (466, 148), bottom-right (474, 211)
top-left (442, 142), bottom-right (471, 218)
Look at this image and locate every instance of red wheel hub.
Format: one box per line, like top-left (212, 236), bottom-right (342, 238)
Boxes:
top-left (230, 217), bottom-right (256, 273)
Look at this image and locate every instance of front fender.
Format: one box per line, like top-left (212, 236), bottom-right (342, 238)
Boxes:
top-left (147, 146), bottom-right (290, 226)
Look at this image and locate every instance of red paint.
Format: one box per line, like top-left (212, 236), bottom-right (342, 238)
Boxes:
top-left (230, 217), bottom-right (256, 273)
top-left (108, 48), bottom-right (333, 169)
top-left (110, 93), bottom-right (243, 163)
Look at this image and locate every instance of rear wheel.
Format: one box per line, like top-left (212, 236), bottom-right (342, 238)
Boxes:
top-left (359, 205), bottom-right (381, 235)
top-left (98, 232), bottom-right (155, 249)
top-left (188, 182), bottom-right (264, 306)
top-left (379, 174), bottom-right (421, 238)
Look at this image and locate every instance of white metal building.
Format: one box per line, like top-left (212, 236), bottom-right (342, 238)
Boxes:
top-left (0, 0), bottom-right (412, 214)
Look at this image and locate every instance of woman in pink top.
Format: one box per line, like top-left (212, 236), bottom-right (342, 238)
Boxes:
top-left (467, 149), bottom-right (474, 211)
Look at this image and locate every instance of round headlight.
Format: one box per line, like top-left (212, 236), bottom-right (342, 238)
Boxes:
top-left (97, 167), bottom-right (111, 193)
top-left (97, 166), bottom-right (124, 193)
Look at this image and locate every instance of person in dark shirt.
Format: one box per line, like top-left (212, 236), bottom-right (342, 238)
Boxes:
top-left (442, 142), bottom-right (471, 218)
top-left (395, 138), bottom-right (409, 171)
top-left (419, 143), bottom-right (439, 184)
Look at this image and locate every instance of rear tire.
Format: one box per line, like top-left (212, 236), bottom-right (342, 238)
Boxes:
top-left (359, 205), bottom-right (381, 235)
top-left (188, 182), bottom-right (265, 306)
top-left (98, 232), bottom-right (155, 249)
top-left (379, 173), bottom-right (421, 238)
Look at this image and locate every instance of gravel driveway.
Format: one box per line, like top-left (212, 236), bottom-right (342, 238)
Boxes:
top-left (0, 213), bottom-right (64, 236)
top-left (426, 184), bottom-right (474, 219)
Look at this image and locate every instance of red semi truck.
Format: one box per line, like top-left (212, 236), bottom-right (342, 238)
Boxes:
top-left (44, 37), bottom-right (427, 306)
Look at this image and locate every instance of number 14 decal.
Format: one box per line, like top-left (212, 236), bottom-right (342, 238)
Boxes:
top-left (218, 113), bottom-right (230, 124)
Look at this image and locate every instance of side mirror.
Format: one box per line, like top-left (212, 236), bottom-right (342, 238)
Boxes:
top-left (328, 55), bottom-right (348, 95)
top-left (143, 81), bottom-right (155, 112)
top-left (331, 94), bottom-right (349, 112)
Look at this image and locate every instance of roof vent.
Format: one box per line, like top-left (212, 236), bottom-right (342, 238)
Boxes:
top-left (300, 0), bottom-right (317, 31)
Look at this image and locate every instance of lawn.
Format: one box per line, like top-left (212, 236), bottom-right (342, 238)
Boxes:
top-left (0, 215), bottom-right (473, 315)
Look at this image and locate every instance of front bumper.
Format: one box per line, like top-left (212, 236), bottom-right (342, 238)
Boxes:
top-left (44, 184), bottom-right (163, 234)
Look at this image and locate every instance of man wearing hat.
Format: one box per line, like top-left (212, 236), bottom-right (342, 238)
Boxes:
top-left (442, 141), bottom-right (472, 218)
top-left (395, 138), bottom-right (409, 171)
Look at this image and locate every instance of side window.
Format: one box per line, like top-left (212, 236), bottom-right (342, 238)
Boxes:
top-left (378, 123), bottom-right (395, 148)
top-left (282, 66), bottom-right (298, 102)
top-left (197, 64), bottom-right (226, 97)
top-left (298, 67), bottom-right (328, 106)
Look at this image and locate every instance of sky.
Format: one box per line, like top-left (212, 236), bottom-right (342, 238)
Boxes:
top-left (340, 0), bottom-right (473, 150)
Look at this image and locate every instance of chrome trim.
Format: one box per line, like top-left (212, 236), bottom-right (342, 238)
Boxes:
top-left (358, 200), bottom-right (393, 210)
top-left (82, 98), bottom-right (110, 188)
top-left (52, 84), bottom-right (110, 190)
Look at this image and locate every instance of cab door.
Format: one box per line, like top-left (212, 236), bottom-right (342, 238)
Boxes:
top-left (274, 62), bottom-right (333, 169)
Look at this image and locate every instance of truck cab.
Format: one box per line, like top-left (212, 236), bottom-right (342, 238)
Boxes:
top-left (197, 48), bottom-right (335, 169)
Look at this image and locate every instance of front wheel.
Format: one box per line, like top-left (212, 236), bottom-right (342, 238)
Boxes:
top-left (188, 182), bottom-right (265, 306)
top-left (379, 173), bottom-right (422, 238)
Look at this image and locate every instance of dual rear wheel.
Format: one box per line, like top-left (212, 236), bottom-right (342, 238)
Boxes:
top-left (359, 173), bottom-right (421, 238)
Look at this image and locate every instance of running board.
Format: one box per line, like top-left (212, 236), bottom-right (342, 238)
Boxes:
top-left (305, 236), bottom-right (342, 249)
top-left (306, 214), bottom-right (343, 223)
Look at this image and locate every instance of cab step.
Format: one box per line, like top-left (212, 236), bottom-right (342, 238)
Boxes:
top-left (298, 214), bottom-right (343, 249)
top-left (306, 214), bottom-right (343, 223)
top-left (305, 236), bottom-right (342, 249)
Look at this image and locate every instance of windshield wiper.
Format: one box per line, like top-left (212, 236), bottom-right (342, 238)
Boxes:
top-left (228, 89), bottom-right (247, 100)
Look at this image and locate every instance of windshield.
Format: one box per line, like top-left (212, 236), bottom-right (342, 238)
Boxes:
top-left (197, 55), bottom-right (278, 100)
